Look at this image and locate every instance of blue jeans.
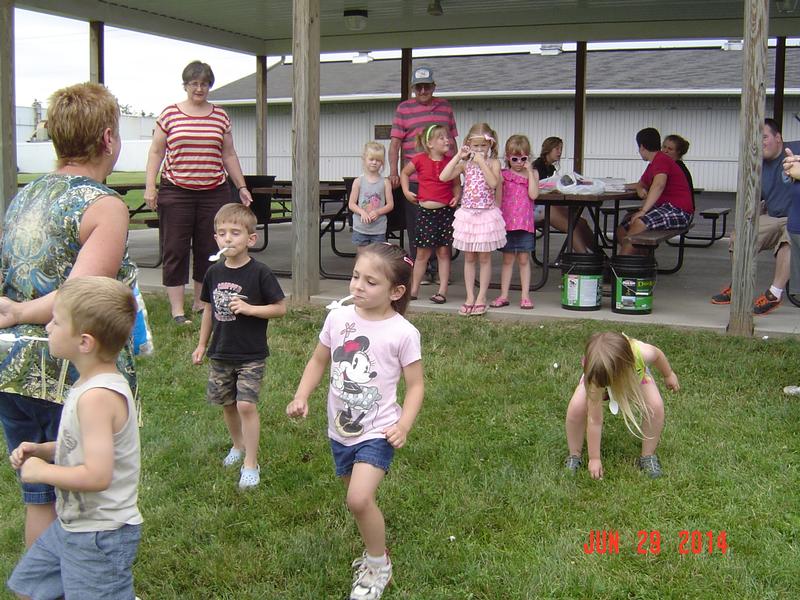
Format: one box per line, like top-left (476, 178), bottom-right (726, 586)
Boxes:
top-left (330, 437), bottom-right (394, 477)
top-left (8, 521), bottom-right (141, 600)
top-left (352, 231), bottom-right (387, 246)
top-left (0, 392), bottom-right (63, 504)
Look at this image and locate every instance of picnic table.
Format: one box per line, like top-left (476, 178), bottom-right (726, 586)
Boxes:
top-left (532, 190), bottom-right (639, 290)
top-left (251, 180), bottom-right (350, 278)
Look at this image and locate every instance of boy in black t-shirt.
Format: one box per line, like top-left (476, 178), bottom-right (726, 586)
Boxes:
top-left (192, 203), bottom-right (286, 489)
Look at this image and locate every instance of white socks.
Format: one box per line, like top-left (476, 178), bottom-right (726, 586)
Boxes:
top-left (366, 553), bottom-right (389, 568)
top-left (769, 285), bottom-right (783, 299)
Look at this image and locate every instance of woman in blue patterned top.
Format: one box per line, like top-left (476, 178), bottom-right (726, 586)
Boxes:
top-left (0, 83), bottom-right (137, 548)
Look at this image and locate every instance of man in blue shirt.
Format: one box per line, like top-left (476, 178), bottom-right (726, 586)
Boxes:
top-left (711, 118), bottom-right (800, 315)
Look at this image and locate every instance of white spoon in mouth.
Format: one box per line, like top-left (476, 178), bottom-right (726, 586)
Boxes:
top-left (0, 333), bottom-right (48, 343)
top-left (325, 294), bottom-right (354, 310)
top-left (208, 247), bottom-right (231, 261)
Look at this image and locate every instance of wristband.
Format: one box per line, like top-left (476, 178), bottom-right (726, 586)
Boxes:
top-left (237, 185), bottom-right (247, 191)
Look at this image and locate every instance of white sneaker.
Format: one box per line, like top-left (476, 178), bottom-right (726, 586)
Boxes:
top-left (238, 465), bottom-right (260, 489)
top-left (351, 551), bottom-right (368, 582)
top-left (222, 447), bottom-right (244, 467)
top-left (783, 385), bottom-right (800, 396)
top-left (350, 556), bottom-right (392, 600)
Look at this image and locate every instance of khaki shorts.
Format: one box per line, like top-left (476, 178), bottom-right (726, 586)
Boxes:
top-left (207, 358), bottom-right (265, 405)
top-left (729, 215), bottom-right (789, 256)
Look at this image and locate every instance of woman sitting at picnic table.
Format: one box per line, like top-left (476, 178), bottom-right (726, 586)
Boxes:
top-left (618, 128), bottom-right (694, 255)
top-left (533, 136), bottom-right (596, 253)
top-left (661, 134), bottom-right (695, 206)
top-left (0, 82), bottom-right (138, 549)
top-left (144, 60), bottom-right (252, 325)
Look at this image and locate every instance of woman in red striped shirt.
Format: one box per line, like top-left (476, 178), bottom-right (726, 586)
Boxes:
top-left (144, 61), bottom-right (252, 325)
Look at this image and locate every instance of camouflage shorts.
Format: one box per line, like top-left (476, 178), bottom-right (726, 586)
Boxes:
top-left (207, 359), bottom-right (266, 405)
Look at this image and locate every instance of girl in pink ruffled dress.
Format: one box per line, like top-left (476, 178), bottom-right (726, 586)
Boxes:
top-left (491, 134), bottom-right (539, 310)
top-left (440, 123), bottom-right (506, 316)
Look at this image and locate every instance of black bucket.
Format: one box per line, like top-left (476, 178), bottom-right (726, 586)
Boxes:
top-left (561, 253), bottom-right (604, 311)
top-left (611, 255), bottom-right (657, 315)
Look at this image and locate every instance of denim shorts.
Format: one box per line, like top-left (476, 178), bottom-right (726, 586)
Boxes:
top-left (8, 520), bottom-right (141, 600)
top-left (330, 437), bottom-right (394, 477)
top-left (500, 229), bottom-right (535, 253)
top-left (0, 392), bottom-right (63, 504)
top-left (207, 358), bottom-right (265, 405)
top-left (352, 231), bottom-right (387, 246)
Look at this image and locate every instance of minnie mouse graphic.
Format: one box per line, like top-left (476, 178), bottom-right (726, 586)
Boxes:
top-left (331, 335), bottom-right (381, 437)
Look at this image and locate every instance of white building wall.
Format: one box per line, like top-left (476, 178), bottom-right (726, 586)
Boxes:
top-left (14, 99), bottom-right (800, 181)
top-left (77, 96), bottom-right (796, 189)
top-left (16, 106), bottom-right (36, 141)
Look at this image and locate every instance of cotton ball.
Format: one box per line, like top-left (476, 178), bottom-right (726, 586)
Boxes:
top-left (448, 535), bottom-right (456, 542)
top-left (553, 362), bottom-right (559, 369)
top-left (762, 335), bottom-right (769, 340)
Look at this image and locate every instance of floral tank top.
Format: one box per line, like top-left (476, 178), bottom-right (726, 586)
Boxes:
top-left (461, 160), bottom-right (496, 209)
top-left (0, 174), bottom-right (138, 404)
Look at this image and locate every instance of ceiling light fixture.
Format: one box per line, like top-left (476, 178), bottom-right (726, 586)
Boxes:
top-left (540, 43), bottom-right (563, 56)
top-left (427, 1), bottom-right (444, 16)
top-left (343, 9), bottom-right (368, 31)
top-left (352, 51), bottom-right (373, 64)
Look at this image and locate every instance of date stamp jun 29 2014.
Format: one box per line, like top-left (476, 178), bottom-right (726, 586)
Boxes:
top-left (583, 530), bottom-right (729, 555)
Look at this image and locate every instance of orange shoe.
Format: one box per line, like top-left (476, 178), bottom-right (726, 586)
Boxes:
top-left (711, 285), bottom-right (731, 305)
top-left (753, 290), bottom-right (781, 315)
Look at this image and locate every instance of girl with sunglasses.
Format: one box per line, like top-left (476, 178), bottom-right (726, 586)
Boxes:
top-left (491, 134), bottom-right (539, 309)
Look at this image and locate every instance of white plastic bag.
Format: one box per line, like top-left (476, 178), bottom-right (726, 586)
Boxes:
top-left (556, 172), bottom-right (606, 195)
top-left (539, 174), bottom-right (560, 191)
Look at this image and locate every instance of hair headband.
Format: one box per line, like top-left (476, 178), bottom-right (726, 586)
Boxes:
top-left (424, 124), bottom-right (439, 144)
top-left (468, 133), bottom-right (496, 144)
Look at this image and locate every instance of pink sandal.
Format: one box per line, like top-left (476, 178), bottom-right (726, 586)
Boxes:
top-left (490, 296), bottom-right (510, 308)
top-left (520, 298), bottom-right (534, 310)
top-left (458, 303), bottom-right (474, 316)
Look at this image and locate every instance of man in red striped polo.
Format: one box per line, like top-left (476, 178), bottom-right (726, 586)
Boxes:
top-left (389, 66), bottom-right (459, 281)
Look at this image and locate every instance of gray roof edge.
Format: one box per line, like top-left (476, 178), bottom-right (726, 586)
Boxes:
top-left (215, 88), bottom-right (800, 106)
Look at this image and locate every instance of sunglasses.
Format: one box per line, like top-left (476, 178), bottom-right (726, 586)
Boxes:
top-left (508, 155), bottom-right (529, 164)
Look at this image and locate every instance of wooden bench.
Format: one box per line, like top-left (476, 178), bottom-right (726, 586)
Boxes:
top-left (627, 223), bottom-right (694, 274)
top-left (667, 207), bottom-right (731, 248)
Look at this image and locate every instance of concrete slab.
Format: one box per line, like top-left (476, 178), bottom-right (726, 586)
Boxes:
top-left (129, 192), bottom-right (799, 337)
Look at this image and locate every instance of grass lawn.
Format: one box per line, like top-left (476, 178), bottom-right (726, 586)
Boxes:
top-left (1, 297), bottom-right (798, 598)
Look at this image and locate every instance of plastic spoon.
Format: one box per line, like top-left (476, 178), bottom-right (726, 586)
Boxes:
top-left (0, 333), bottom-right (48, 343)
top-left (325, 295), bottom-right (354, 310)
top-left (208, 247), bottom-right (230, 261)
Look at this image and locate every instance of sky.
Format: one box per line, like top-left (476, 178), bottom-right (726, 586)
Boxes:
top-left (14, 8), bottom-right (799, 116)
top-left (14, 9), bottom-right (259, 116)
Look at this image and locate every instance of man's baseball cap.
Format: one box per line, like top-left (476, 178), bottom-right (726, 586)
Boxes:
top-left (411, 66), bottom-right (435, 86)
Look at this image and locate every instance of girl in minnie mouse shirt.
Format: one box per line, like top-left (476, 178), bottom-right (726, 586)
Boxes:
top-left (288, 243), bottom-right (423, 600)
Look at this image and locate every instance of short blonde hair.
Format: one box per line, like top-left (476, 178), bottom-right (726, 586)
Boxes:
top-left (414, 124), bottom-right (448, 154)
top-left (47, 83), bottom-right (120, 168)
top-left (504, 134), bottom-right (532, 168)
top-left (214, 203), bottom-right (257, 234)
top-left (56, 277), bottom-right (136, 361)
top-left (363, 141), bottom-right (386, 164)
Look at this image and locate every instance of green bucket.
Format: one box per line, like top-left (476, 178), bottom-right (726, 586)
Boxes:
top-left (561, 253), bottom-right (604, 311)
top-left (611, 255), bottom-right (657, 315)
